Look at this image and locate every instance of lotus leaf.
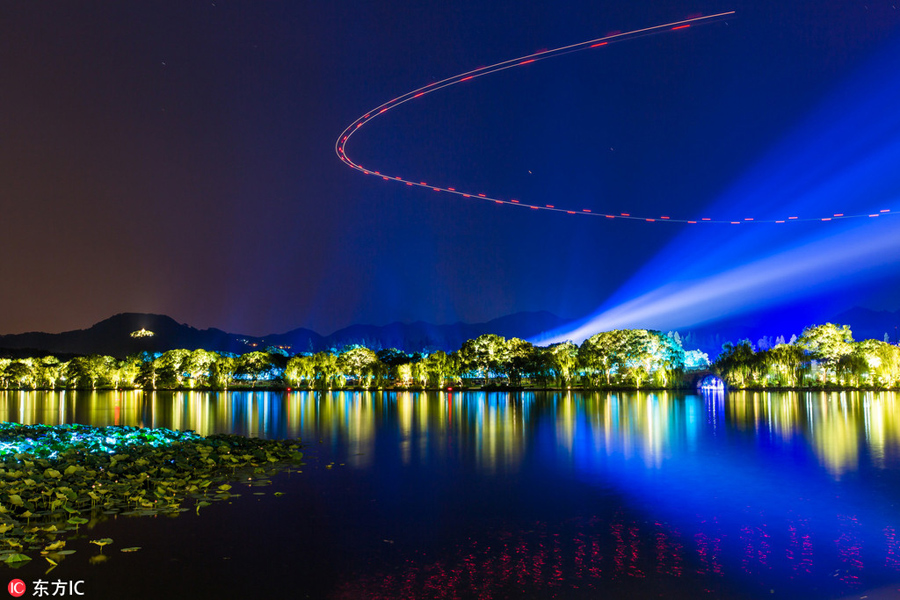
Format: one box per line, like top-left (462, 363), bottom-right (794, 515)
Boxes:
top-left (4, 553), bottom-right (31, 563)
top-left (0, 423), bottom-right (301, 563)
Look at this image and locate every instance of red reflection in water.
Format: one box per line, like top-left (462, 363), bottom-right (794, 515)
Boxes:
top-left (836, 514), bottom-right (863, 586)
top-left (786, 517), bottom-right (814, 574)
top-left (330, 507), bottom-right (888, 598)
top-left (333, 515), bottom-right (689, 598)
top-left (694, 519), bottom-right (723, 576)
top-left (885, 526), bottom-right (900, 570)
top-left (655, 525), bottom-right (684, 577)
top-left (740, 523), bottom-right (772, 575)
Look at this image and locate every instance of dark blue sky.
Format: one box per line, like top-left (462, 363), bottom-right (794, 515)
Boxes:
top-left (3, 1), bottom-right (900, 336)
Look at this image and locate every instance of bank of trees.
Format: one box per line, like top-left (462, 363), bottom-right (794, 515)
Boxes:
top-left (3, 322), bottom-right (891, 391)
top-left (714, 323), bottom-right (900, 388)
top-left (0, 328), bottom-right (706, 391)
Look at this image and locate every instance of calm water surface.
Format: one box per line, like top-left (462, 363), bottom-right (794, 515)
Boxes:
top-left (3, 389), bottom-right (900, 599)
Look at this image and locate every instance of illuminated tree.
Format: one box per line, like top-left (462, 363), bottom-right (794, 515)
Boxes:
top-left (137, 355), bottom-right (159, 389)
top-left (338, 346), bottom-right (380, 388)
top-left (376, 348), bottom-right (411, 385)
top-left (762, 343), bottom-right (805, 387)
top-left (714, 340), bottom-right (756, 388)
top-left (851, 339), bottom-right (900, 387)
top-left (396, 363), bottom-right (413, 387)
top-left (578, 331), bottom-right (625, 386)
top-left (184, 349), bottom-right (217, 388)
top-left (0, 359), bottom-right (10, 389)
top-left (458, 334), bottom-right (508, 383)
top-left (546, 342), bottom-right (579, 387)
top-left (422, 351), bottom-right (450, 388)
top-left (65, 355), bottom-right (109, 390)
top-left (5, 359), bottom-right (35, 389)
top-left (412, 360), bottom-right (428, 388)
top-left (503, 338), bottom-right (536, 386)
top-left (648, 332), bottom-right (686, 387)
top-left (799, 323), bottom-right (853, 383)
top-left (235, 351), bottom-right (279, 386)
top-left (876, 342), bottom-right (900, 386)
top-left (117, 356), bottom-right (143, 389)
top-left (522, 347), bottom-right (554, 387)
top-left (684, 349), bottom-right (710, 370)
top-left (284, 354), bottom-right (316, 389)
top-left (154, 349), bottom-right (190, 388)
top-left (313, 351), bottom-right (339, 389)
top-left (209, 355), bottom-right (237, 389)
top-left (619, 329), bottom-right (655, 388)
top-left (96, 355), bottom-right (120, 389)
top-left (35, 356), bottom-right (62, 389)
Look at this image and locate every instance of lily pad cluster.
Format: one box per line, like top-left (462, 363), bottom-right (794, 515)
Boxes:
top-left (0, 423), bottom-right (302, 566)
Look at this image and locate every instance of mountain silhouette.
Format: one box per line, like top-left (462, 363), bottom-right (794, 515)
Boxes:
top-left (0, 311), bottom-right (567, 358)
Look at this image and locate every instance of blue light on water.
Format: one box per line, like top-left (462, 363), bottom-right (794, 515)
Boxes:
top-left (700, 375), bottom-right (725, 392)
top-left (555, 392), bottom-right (900, 593)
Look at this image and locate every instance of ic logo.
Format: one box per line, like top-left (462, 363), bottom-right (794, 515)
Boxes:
top-left (7, 579), bottom-right (25, 597)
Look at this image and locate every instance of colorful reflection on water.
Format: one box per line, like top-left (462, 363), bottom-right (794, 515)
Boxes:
top-left (5, 389), bottom-right (899, 480)
top-left (3, 389), bottom-right (900, 597)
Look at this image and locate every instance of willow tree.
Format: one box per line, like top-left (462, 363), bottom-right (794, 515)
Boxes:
top-left (714, 340), bottom-right (756, 388)
top-left (313, 351), bottom-right (340, 389)
top-left (284, 354), bottom-right (315, 389)
top-left (546, 342), bottom-right (579, 387)
top-left (762, 343), bottom-right (805, 387)
top-left (422, 351), bottom-right (451, 388)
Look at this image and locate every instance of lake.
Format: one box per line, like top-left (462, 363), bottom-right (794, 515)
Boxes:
top-left (2, 389), bottom-right (900, 599)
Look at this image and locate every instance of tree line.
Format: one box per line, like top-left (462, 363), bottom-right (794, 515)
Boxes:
top-left (2, 323), bottom-right (895, 391)
top-left (0, 329), bottom-right (705, 391)
top-left (714, 323), bottom-right (900, 388)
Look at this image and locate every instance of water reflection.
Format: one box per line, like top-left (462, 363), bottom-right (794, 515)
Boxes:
top-left (334, 515), bottom-right (700, 599)
top-left (3, 390), bottom-right (900, 479)
top-left (4, 390), bottom-right (900, 596)
top-left (724, 390), bottom-right (900, 477)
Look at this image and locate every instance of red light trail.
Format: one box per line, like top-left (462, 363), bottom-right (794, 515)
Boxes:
top-left (335, 12), bottom-right (895, 224)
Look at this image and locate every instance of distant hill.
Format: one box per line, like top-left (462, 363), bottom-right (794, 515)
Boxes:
top-left (0, 314), bottom-right (261, 358)
top-left (1, 308), bottom-right (895, 360)
top-left (0, 311), bottom-right (567, 358)
top-left (321, 311), bottom-right (567, 353)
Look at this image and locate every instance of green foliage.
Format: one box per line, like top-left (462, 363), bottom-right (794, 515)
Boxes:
top-left (799, 323), bottom-right (854, 383)
top-left (546, 342), bottom-right (579, 387)
top-left (0, 422), bottom-right (303, 564)
top-left (284, 354), bottom-right (315, 389)
top-left (458, 334), bottom-right (508, 383)
top-left (712, 323), bottom-right (900, 389)
top-left (337, 346), bottom-right (380, 388)
top-left (4, 320), bottom-right (897, 391)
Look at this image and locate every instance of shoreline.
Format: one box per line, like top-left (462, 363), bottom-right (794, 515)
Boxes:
top-left (2, 383), bottom-right (899, 393)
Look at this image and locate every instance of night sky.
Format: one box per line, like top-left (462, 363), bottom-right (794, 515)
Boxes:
top-left (3, 1), bottom-right (900, 337)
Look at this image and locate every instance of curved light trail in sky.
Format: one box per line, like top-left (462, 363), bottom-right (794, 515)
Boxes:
top-left (337, 11), bottom-right (896, 225)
